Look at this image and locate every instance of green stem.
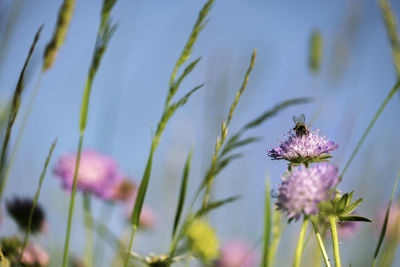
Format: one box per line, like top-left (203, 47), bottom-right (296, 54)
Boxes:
top-left (83, 194), bottom-right (93, 267)
top-left (341, 80), bottom-right (400, 177)
top-left (185, 251), bottom-right (192, 267)
top-left (311, 220), bottom-right (331, 267)
top-left (123, 224), bottom-right (137, 267)
top-left (329, 216), bottom-right (342, 267)
top-left (62, 133), bottom-right (84, 267)
top-left (293, 217), bottom-right (309, 267)
top-left (0, 72), bottom-right (44, 201)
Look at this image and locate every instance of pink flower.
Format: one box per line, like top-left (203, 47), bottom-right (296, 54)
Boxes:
top-left (215, 240), bottom-right (258, 267)
top-left (54, 149), bottom-right (123, 200)
top-left (21, 244), bottom-right (49, 266)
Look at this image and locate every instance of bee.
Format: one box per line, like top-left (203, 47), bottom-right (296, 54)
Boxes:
top-left (292, 113), bottom-right (309, 137)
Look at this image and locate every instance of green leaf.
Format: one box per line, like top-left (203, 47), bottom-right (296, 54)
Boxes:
top-left (342, 198), bottom-right (363, 215)
top-left (172, 150), bottom-right (193, 238)
top-left (131, 146), bottom-right (154, 226)
top-left (261, 176), bottom-right (271, 267)
top-left (337, 193), bottom-right (349, 212)
top-left (195, 195), bottom-right (240, 218)
top-left (338, 215), bottom-right (371, 222)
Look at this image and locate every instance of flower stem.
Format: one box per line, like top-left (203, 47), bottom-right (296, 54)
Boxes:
top-left (83, 194), bottom-right (93, 267)
top-left (123, 224), bottom-right (137, 267)
top-left (341, 80), bottom-right (400, 177)
top-left (329, 216), bottom-right (342, 267)
top-left (311, 220), bottom-right (331, 267)
top-left (293, 217), bottom-right (309, 267)
top-left (62, 133), bottom-right (84, 267)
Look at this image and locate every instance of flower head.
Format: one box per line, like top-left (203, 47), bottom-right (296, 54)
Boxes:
top-left (54, 149), bottom-right (123, 199)
top-left (268, 128), bottom-right (338, 163)
top-left (276, 163), bottom-right (339, 220)
top-left (186, 219), bottom-right (220, 262)
top-left (215, 240), bottom-right (258, 267)
top-left (6, 197), bottom-right (45, 233)
top-left (21, 244), bottom-right (49, 266)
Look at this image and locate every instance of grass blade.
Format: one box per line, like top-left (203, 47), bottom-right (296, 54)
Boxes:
top-left (0, 26), bottom-right (43, 202)
top-left (124, 2), bottom-right (214, 264)
top-left (18, 139), bottom-right (57, 262)
top-left (341, 80), bottom-right (400, 177)
top-left (168, 0), bottom-right (215, 103)
top-left (195, 195), bottom-right (240, 218)
top-left (261, 176), bottom-right (272, 267)
top-left (62, 1), bottom-right (118, 266)
top-left (378, 0), bottom-right (400, 77)
top-left (371, 166), bottom-right (400, 266)
top-left (172, 150), bottom-right (193, 238)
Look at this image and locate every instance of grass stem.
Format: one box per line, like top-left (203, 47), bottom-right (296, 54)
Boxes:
top-left (293, 217), bottom-right (309, 267)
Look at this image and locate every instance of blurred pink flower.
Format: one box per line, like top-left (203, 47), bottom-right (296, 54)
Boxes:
top-left (214, 240), bottom-right (258, 267)
top-left (335, 220), bottom-right (360, 239)
top-left (54, 149), bottom-right (123, 200)
top-left (21, 244), bottom-right (49, 266)
top-left (107, 179), bottom-right (137, 203)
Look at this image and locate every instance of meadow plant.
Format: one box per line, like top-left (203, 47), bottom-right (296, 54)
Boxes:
top-left (1, 0), bottom-right (400, 267)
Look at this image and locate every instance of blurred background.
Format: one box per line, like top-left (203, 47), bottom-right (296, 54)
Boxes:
top-left (0, 0), bottom-right (400, 266)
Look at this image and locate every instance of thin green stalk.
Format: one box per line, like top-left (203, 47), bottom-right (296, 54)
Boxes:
top-left (262, 176), bottom-right (271, 267)
top-left (83, 194), bottom-right (94, 267)
top-left (1, 71), bottom-right (44, 201)
top-left (341, 80), bottom-right (400, 177)
top-left (372, 166), bottom-right (400, 267)
top-left (293, 217), bottom-right (309, 267)
top-left (185, 252), bottom-right (192, 267)
top-left (0, 26), bottom-right (42, 202)
top-left (329, 216), bottom-right (342, 267)
top-left (202, 49), bottom-right (257, 209)
top-left (311, 220), bottom-right (331, 267)
top-left (19, 139), bottom-right (57, 263)
top-left (124, 224), bottom-right (137, 267)
top-left (62, 134), bottom-right (84, 267)
top-left (268, 210), bottom-right (283, 266)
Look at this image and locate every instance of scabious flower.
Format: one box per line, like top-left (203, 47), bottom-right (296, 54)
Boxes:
top-left (268, 128), bottom-right (338, 163)
top-left (53, 149), bottom-right (123, 199)
top-left (6, 197), bottom-right (45, 233)
top-left (186, 219), bottom-right (220, 262)
top-left (20, 243), bottom-right (49, 266)
top-left (215, 240), bottom-right (258, 267)
top-left (276, 163), bottom-right (339, 220)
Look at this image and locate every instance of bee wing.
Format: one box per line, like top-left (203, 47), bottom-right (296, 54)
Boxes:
top-left (292, 114), bottom-right (306, 123)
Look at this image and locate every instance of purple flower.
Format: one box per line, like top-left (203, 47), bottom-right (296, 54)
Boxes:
top-left (215, 240), bottom-right (258, 267)
top-left (54, 149), bottom-right (123, 200)
top-left (276, 163), bottom-right (339, 220)
top-left (268, 129), bottom-right (338, 162)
